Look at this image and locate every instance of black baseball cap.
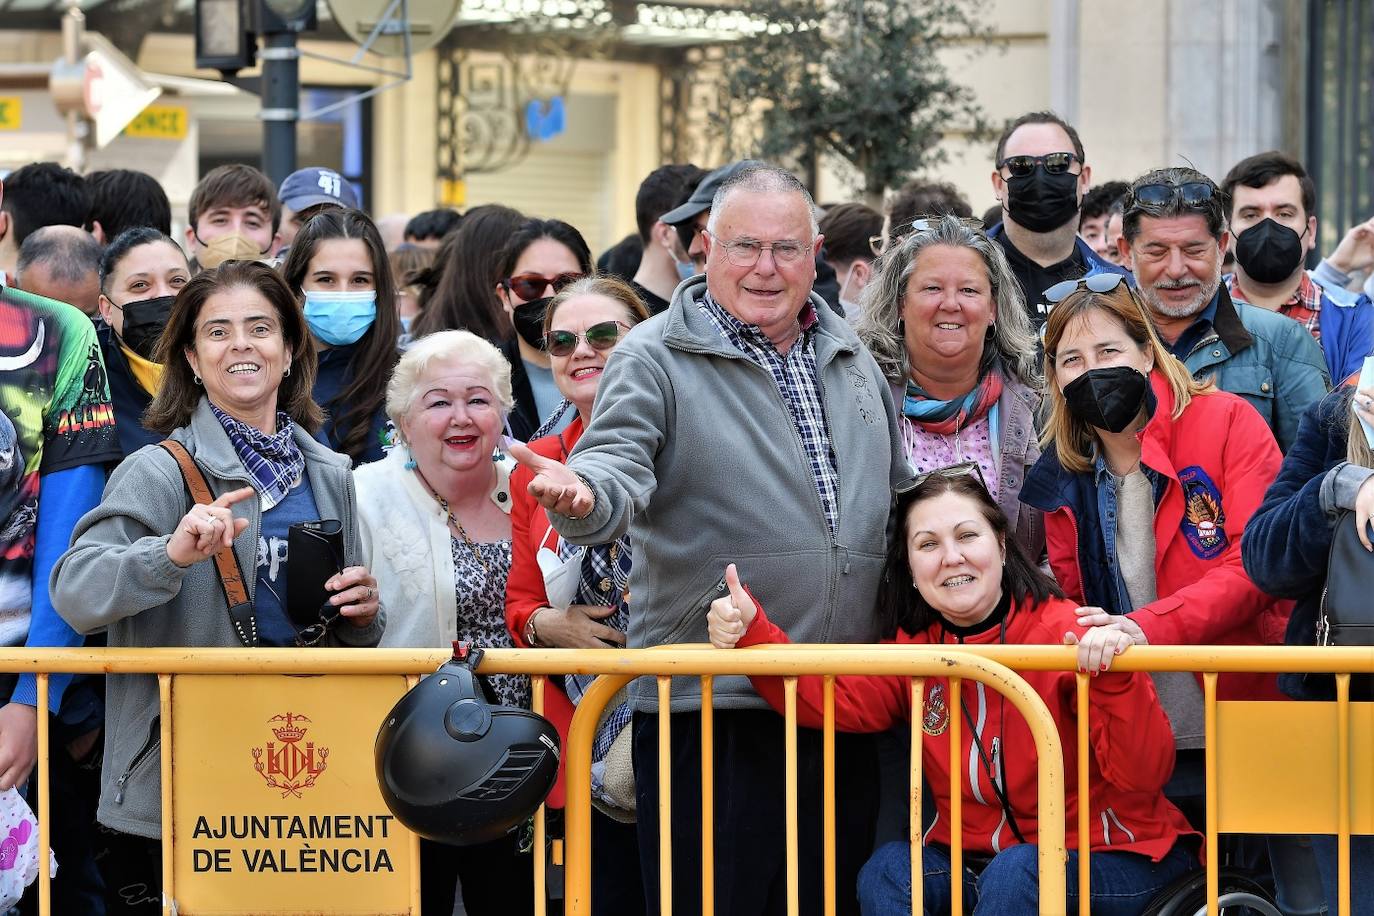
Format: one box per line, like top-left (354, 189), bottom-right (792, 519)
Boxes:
top-left (660, 159), bottom-right (766, 226)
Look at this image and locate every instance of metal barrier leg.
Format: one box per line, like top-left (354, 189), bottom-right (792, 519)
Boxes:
top-left (657, 676), bottom-right (673, 916)
top-left (406, 673), bottom-right (421, 916)
top-left (532, 675), bottom-right (547, 916)
top-left (909, 677), bottom-right (924, 916)
top-left (1204, 673), bottom-right (1218, 916)
top-left (159, 674), bottom-right (174, 916)
top-left (784, 677), bottom-right (799, 916)
top-left (822, 676), bottom-right (835, 916)
top-left (948, 677), bottom-right (963, 916)
top-left (701, 676), bottom-right (714, 916)
top-left (36, 674), bottom-right (49, 916)
top-left (1076, 673), bottom-right (1090, 916)
top-left (1337, 674), bottom-right (1351, 916)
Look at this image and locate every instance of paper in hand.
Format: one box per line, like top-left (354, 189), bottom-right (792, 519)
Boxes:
top-left (1356, 356), bottom-right (1374, 448)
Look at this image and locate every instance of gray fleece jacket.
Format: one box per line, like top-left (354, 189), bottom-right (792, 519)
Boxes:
top-left (50, 398), bottom-right (384, 838)
top-left (552, 278), bottom-right (909, 712)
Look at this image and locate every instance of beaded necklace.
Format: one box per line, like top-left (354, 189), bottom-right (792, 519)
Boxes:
top-left (413, 469), bottom-right (491, 574)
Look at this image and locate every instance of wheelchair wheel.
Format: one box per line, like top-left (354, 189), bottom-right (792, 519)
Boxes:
top-left (1139, 868), bottom-right (1282, 916)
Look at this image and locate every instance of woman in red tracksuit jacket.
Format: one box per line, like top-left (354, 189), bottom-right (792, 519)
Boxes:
top-left (1017, 276), bottom-right (1290, 837)
top-left (505, 276), bottom-right (650, 916)
top-left (708, 470), bottom-right (1199, 916)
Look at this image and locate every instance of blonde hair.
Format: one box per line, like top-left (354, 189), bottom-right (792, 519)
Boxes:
top-left (1039, 283), bottom-right (1211, 473)
top-left (1348, 389), bottom-right (1374, 467)
top-left (384, 330), bottom-right (515, 435)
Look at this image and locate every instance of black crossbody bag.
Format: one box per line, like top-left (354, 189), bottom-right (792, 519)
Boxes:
top-left (1317, 510), bottom-right (1374, 647)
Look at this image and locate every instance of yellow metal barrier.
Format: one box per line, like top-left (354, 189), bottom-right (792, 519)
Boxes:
top-left (0, 644), bottom-right (1369, 915)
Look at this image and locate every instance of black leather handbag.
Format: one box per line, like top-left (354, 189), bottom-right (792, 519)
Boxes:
top-left (1317, 510), bottom-right (1374, 646)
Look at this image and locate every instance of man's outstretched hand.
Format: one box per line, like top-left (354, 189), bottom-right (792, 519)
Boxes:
top-left (509, 442), bottom-right (595, 519)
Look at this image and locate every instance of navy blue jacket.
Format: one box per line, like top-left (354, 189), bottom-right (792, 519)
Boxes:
top-left (1241, 387), bottom-right (1362, 699)
top-left (314, 344), bottom-right (391, 466)
top-left (95, 320), bottom-right (161, 458)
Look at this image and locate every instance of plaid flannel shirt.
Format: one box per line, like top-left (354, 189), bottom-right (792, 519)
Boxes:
top-left (698, 292), bottom-right (839, 534)
top-left (1227, 272), bottom-right (1323, 340)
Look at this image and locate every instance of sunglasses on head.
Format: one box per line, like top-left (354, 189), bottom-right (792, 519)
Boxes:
top-left (1128, 181), bottom-right (1216, 210)
top-left (870, 216), bottom-right (986, 257)
top-left (997, 152), bottom-right (1080, 178)
top-left (503, 272), bottom-right (583, 301)
top-left (1043, 271), bottom-right (1127, 305)
top-left (545, 320), bottom-right (630, 357)
top-left (894, 461), bottom-right (991, 497)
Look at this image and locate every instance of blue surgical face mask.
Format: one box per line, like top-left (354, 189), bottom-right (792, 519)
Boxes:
top-left (675, 259), bottom-right (696, 281)
top-left (398, 314), bottom-right (413, 336)
top-left (303, 290), bottom-right (377, 346)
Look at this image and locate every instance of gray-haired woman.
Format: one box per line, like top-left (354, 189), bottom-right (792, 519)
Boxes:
top-left (855, 214), bottom-right (1044, 557)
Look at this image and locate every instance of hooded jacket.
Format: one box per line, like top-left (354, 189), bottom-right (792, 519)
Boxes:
top-left (550, 277), bottom-right (908, 712)
top-left (51, 398), bottom-right (384, 838)
top-left (1019, 371), bottom-right (1290, 700)
top-left (738, 595), bottom-right (1198, 861)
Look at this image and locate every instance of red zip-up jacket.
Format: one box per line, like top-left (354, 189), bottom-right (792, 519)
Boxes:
top-left (738, 595), bottom-right (1199, 861)
top-left (505, 416), bottom-right (585, 809)
top-left (1020, 372), bottom-right (1292, 701)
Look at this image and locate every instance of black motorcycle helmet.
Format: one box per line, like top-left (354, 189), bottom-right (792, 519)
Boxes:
top-left (375, 645), bottom-right (560, 846)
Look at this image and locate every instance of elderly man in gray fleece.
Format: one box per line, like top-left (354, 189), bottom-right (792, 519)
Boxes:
top-left (510, 164), bottom-right (908, 916)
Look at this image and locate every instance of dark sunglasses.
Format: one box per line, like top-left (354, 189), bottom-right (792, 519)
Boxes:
top-left (545, 320), bottom-right (630, 357)
top-left (1128, 181), bottom-right (1215, 209)
top-left (1043, 271), bottom-right (1127, 305)
top-left (894, 461), bottom-right (991, 497)
top-left (996, 152), bottom-right (1080, 178)
top-left (503, 272), bottom-right (583, 301)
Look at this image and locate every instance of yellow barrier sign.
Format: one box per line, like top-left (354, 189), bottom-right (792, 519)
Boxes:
top-left (0, 97), bottom-right (20, 131)
top-left (123, 104), bottom-right (187, 140)
top-left (171, 674), bottom-right (414, 914)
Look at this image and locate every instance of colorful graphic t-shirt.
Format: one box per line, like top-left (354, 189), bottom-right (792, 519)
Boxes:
top-left (0, 287), bottom-right (119, 645)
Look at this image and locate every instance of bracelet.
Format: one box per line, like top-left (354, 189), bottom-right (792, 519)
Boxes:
top-left (524, 607), bottom-right (547, 647)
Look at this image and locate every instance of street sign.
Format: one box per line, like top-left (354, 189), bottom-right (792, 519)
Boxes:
top-left (124, 104), bottom-right (189, 140)
top-left (80, 33), bottom-right (162, 148)
top-left (0, 98), bottom-right (20, 131)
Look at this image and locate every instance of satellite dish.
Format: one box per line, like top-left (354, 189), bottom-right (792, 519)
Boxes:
top-left (326, 0), bottom-right (461, 57)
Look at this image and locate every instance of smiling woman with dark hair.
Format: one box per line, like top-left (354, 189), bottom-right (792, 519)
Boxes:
top-left (52, 260), bottom-right (383, 910)
top-left (709, 470), bottom-right (1199, 915)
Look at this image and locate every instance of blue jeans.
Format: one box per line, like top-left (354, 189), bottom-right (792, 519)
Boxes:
top-left (857, 840), bottom-right (1198, 916)
top-left (1312, 835), bottom-right (1374, 916)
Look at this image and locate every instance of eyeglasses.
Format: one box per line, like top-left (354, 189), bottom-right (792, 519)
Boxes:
top-left (1127, 181), bottom-right (1216, 209)
top-left (996, 152), bottom-right (1081, 179)
top-left (1043, 271), bottom-right (1127, 305)
top-left (894, 461), bottom-right (991, 497)
top-left (545, 320), bottom-right (631, 357)
top-left (502, 272), bottom-right (583, 301)
top-left (704, 230), bottom-right (809, 267)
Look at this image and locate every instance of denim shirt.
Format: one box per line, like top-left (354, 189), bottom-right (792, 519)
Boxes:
top-left (1092, 453), bottom-right (1167, 616)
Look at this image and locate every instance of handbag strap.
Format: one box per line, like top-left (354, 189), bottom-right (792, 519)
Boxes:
top-left (158, 440), bottom-right (259, 648)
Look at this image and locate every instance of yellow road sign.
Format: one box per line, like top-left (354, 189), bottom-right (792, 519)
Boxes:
top-left (124, 104), bottom-right (187, 140)
top-left (171, 674), bottom-right (414, 914)
top-left (0, 98), bottom-right (20, 131)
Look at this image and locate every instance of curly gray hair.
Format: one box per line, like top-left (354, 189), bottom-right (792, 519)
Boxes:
top-left (854, 215), bottom-right (1040, 389)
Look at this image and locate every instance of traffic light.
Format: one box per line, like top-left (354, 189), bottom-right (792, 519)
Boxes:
top-left (194, 0), bottom-right (255, 73)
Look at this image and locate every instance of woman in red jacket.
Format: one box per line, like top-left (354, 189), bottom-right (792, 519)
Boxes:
top-left (1017, 274), bottom-right (1289, 832)
top-left (505, 275), bottom-right (650, 916)
top-left (708, 470), bottom-right (1198, 915)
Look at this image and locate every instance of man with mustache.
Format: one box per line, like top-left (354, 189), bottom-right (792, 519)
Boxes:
top-left (1117, 167), bottom-right (1330, 452)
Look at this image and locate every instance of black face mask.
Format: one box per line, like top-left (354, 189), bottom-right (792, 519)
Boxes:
top-left (1062, 366), bottom-right (1149, 434)
top-left (511, 297), bottom-right (552, 350)
top-left (1234, 218), bottom-right (1305, 285)
top-left (1005, 167), bottom-right (1081, 233)
top-left (113, 295), bottom-right (175, 362)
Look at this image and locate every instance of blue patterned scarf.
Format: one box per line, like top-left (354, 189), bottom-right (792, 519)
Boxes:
top-left (211, 404), bottom-right (305, 509)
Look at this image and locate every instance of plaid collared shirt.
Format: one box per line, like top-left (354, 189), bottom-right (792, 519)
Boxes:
top-left (1227, 272), bottom-right (1322, 340)
top-left (698, 292), bottom-right (839, 534)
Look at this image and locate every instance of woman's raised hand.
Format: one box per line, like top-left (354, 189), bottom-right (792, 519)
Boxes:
top-left (707, 564), bottom-right (757, 649)
top-left (166, 486), bottom-right (255, 568)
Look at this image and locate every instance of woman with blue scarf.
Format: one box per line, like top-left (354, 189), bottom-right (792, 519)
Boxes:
top-left (52, 260), bottom-right (383, 913)
top-left (856, 214), bottom-right (1045, 558)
